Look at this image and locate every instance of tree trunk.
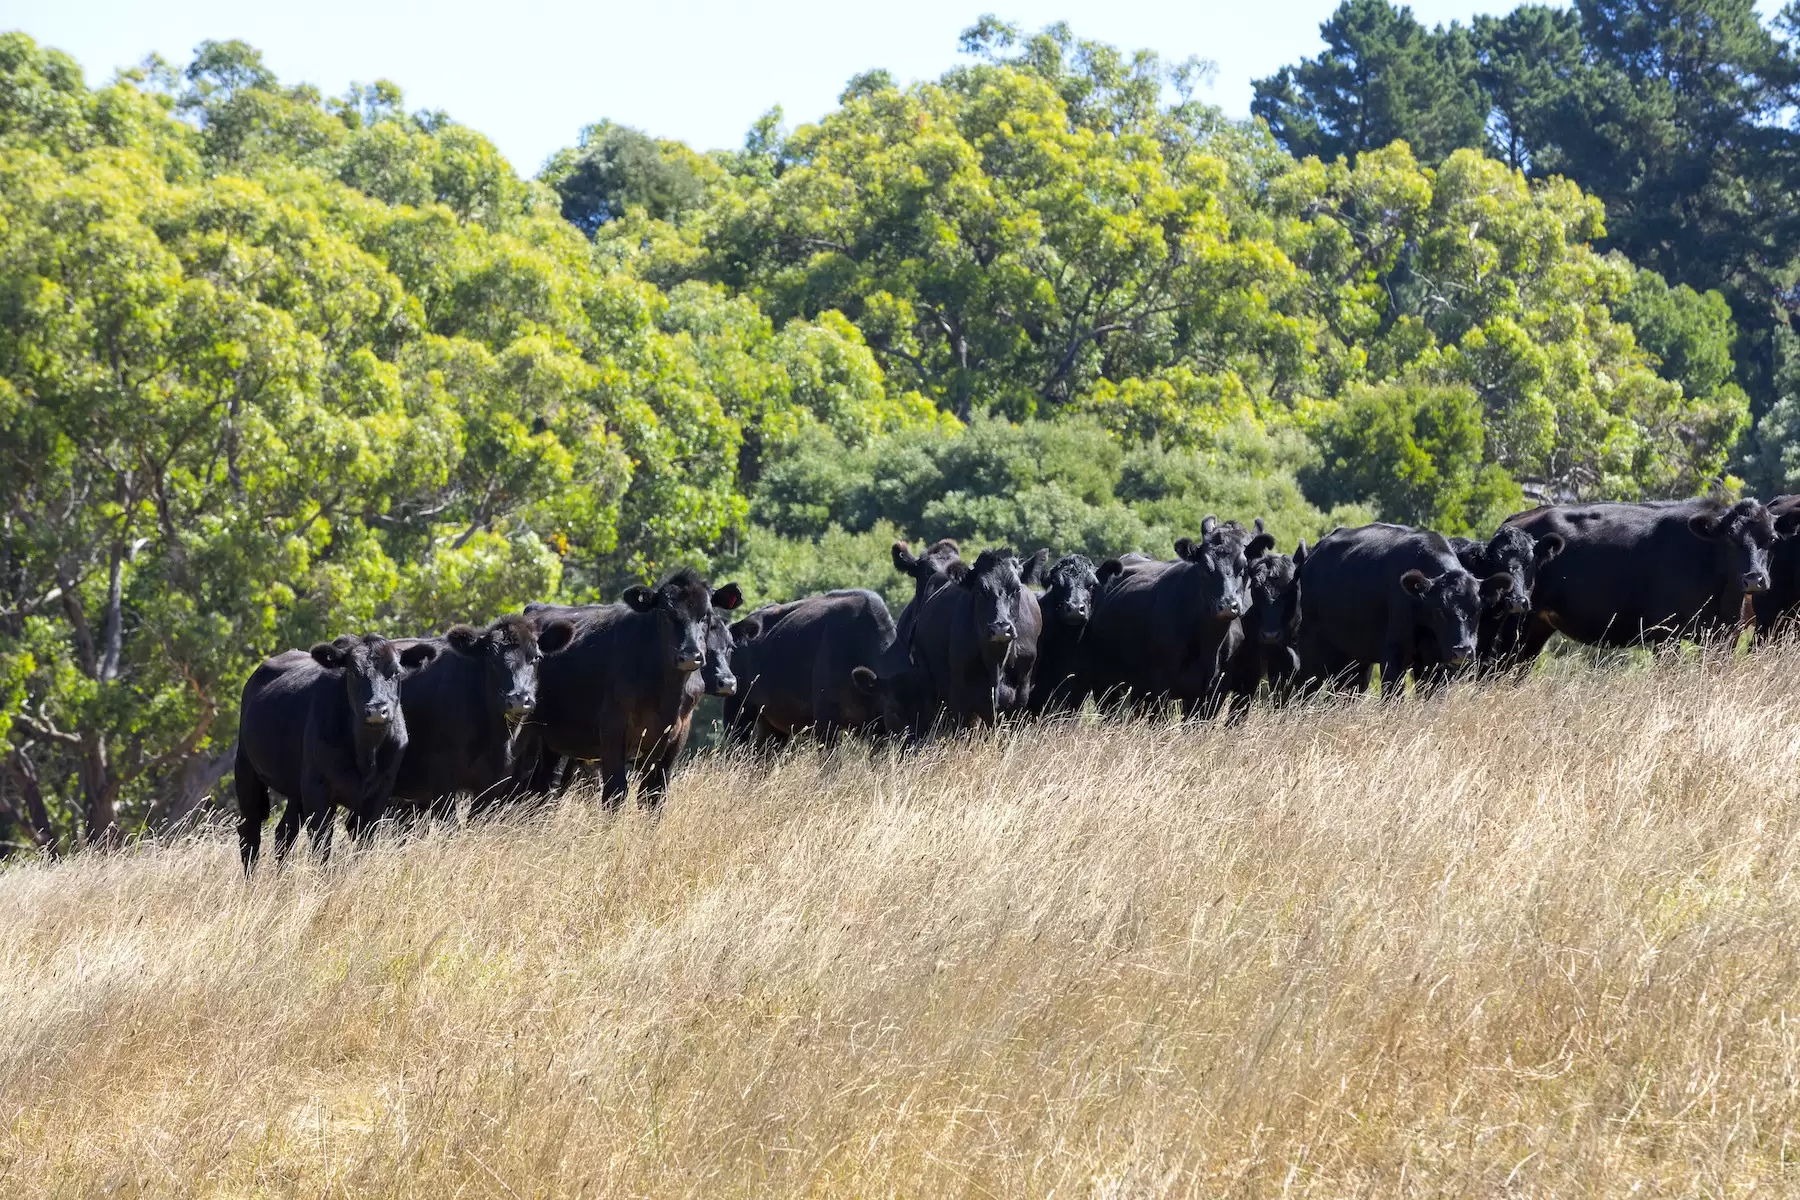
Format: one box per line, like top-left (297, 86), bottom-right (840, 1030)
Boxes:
top-left (146, 740), bottom-right (236, 832)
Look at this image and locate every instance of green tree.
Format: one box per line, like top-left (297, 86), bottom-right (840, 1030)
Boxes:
top-left (1251, 0), bottom-right (1490, 164)
top-left (1304, 380), bottom-right (1520, 532)
top-left (542, 121), bottom-right (707, 235)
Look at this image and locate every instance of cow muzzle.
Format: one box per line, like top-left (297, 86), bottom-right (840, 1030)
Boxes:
top-left (1744, 571), bottom-right (1770, 594)
top-left (712, 675), bottom-right (738, 697)
top-left (988, 622), bottom-right (1016, 645)
top-left (363, 705), bottom-right (393, 726)
top-left (1062, 606), bottom-right (1090, 627)
top-left (1448, 645), bottom-right (1476, 667)
top-left (504, 692), bottom-right (535, 717)
top-left (676, 652), bottom-right (704, 672)
top-left (1259, 628), bottom-right (1284, 646)
top-left (1213, 600), bottom-right (1241, 619)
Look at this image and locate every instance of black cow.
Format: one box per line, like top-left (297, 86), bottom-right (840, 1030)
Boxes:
top-left (908, 548), bottom-right (1044, 729)
top-left (1752, 495), bottom-right (1800, 636)
top-left (236, 633), bottom-right (433, 871)
top-left (843, 538), bottom-right (966, 741)
top-left (1083, 518), bottom-right (1269, 717)
top-left (1446, 525), bottom-right (1565, 670)
top-left (512, 570), bottom-right (742, 811)
top-left (1028, 553), bottom-right (1100, 716)
top-left (1230, 530), bottom-right (1306, 701)
top-left (726, 588), bottom-right (899, 747)
top-left (388, 614), bottom-right (576, 823)
top-left (1297, 523), bottom-right (1515, 696)
top-left (1504, 497), bottom-right (1773, 655)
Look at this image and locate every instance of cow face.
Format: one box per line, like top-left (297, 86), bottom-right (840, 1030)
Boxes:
top-left (1246, 543), bottom-right (1303, 647)
top-left (1689, 499), bottom-right (1774, 595)
top-left (1172, 517), bottom-right (1263, 621)
top-left (1399, 569), bottom-right (1514, 667)
top-left (446, 614), bottom-right (575, 719)
top-left (1042, 554), bottom-right (1100, 627)
top-left (851, 665), bottom-right (931, 740)
top-left (1471, 527), bottom-right (1562, 615)
top-left (702, 609), bottom-right (738, 697)
top-left (958, 548), bottom-right (1030, 648)
top-left (623, 571), bottom-right (739, 673)
top-left (311, 633), bottom-right (413, 728)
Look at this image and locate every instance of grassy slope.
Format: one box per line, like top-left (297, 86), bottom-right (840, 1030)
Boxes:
top-left (4, 650), bottom-right (1800, 1196)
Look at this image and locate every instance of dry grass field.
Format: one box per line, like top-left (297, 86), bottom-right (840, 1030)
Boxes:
top-left (7, 648), bottom-right (1800, 1196)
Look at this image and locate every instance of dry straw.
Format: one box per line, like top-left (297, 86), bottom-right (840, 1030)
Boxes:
top-left (5, 646), bottom-right (1800, 1196)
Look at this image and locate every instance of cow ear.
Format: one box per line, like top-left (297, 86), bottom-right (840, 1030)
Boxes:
top-left (622, 585), bottom-right (658, 611)
top-left (711, 583), bottom-right (744, 611)
top-left (851, 666), bottom-right (881, 695)
top-left (1172, 537), bottom-right (1198, 562)
top-left (1479, 572), bottom-right (1516, 602)
top-left (891, 540), bottom-right (921, 577)
top-left (538, 620), bottom-right (576, 655)
top-left (1021, 547), bottom-right (1050, 587)
top-left (1534, 533), bottom-right (1565, 563)
top-left (1254, 516), bottom-right (1265, 534)
top-left (1775, 510), bottom-right (1800, 540)
top-left (1247, 532), bottom-right (1277, 560)
top-left (1097, 558), bottom-right (1124, 585)
top-left (946, 560), bottom-right (973, 585)
top-left (1293, 540), bottom-right (1308, 569)
top-left (444, 625), bottom-right (484, 655)
top-left (1200, 515), bottom-right (1220, 536)
top-left (309, 641), bottom-right (346, 668)
top-left (399, 641), bottom-right (440, 672)
top-left (1399, 569), bottom-right (1432, 597)
top-left (1688, 512), bottom-right (1724, 541)
top-left (731, 612), bottom-right (765, 643)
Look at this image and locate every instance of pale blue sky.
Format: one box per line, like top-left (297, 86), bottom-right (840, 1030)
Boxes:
top-left (15, 0), bottom-right (1555, 174)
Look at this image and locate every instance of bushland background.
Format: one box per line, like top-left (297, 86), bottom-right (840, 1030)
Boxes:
top-left (4, 2), bottom-right (1799, 845)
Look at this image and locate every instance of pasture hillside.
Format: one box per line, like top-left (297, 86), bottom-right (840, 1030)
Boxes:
top-left (5, 650), bottom-right (1800, 1196)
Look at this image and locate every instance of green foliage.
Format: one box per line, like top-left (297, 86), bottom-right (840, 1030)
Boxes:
top-left (541, 121), bottom-right (709, 236)
top-left (1305, 381), bottom-right (1521, 534)
top-left (1251, 0), bottom-right (1490, 164)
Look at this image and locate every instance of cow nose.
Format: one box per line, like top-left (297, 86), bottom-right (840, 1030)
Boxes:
top-left (990, 622), bottom-right (1015, 643)
top-left (1215, 600), bottom-right (1240, 617)
top-left (714, 676), bottom-right (737, 697)
top-left (676, 654), bottom-right (702, 672)
top-left (505, 691), bottom-right (535, 716)
top-left (1507, 597), bottom-right (1529, 615)
top-left (363, 704), bottom-right (392, 726)
top-left (1745, 571), bottom-right (1770, 594)
top-left (1259, 629), bottom-right (1283, 645)
top-left (1450, 645), bottom-right (1476, 666)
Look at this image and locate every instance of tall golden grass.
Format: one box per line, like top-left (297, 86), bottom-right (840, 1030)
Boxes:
top-left (5, 647), bottom-right (1800, 1196)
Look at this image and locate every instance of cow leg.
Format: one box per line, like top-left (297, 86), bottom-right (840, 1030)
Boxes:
top-left (273, 793), bottom-right (303, 864)
top-left (235, 745), bottom-right (269, 875)
top-left (1513, 614), bottom-right (1557, 667)
top-left (302, 776), bottom-right (335, 862)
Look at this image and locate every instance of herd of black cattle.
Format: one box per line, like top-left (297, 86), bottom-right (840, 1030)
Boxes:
top-left (234, 495), bottom-right (1800, 870)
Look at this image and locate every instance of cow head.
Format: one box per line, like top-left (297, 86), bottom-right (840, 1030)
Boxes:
top-left (1172, 516), bottom-right (1260, 621)
top-left (310, 633), bottom-right (420, 729)
top-left (445, 613), bottom-right (575, 719)
top-left (850, 664), bottom-right (932, 741)
top-left (957, 548), bottom-right (1032, 649)
top-left (1464, 526), bottom-right (1562, 616)
top-left (1398, 568), bottom-right (1514, 667)
top-left (1688, 498), bottom-right (1774, 595)
top-left (622, 570), bottom-right (738, 673)
top-left (1247, 539), bottom-right (1304, 648)
top-left (892, 538), bottom-right (962, 584)
top-left (1041, 554), bottom-right (1100, 628)
top-left (702, 606), bottom-right (739, 697)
